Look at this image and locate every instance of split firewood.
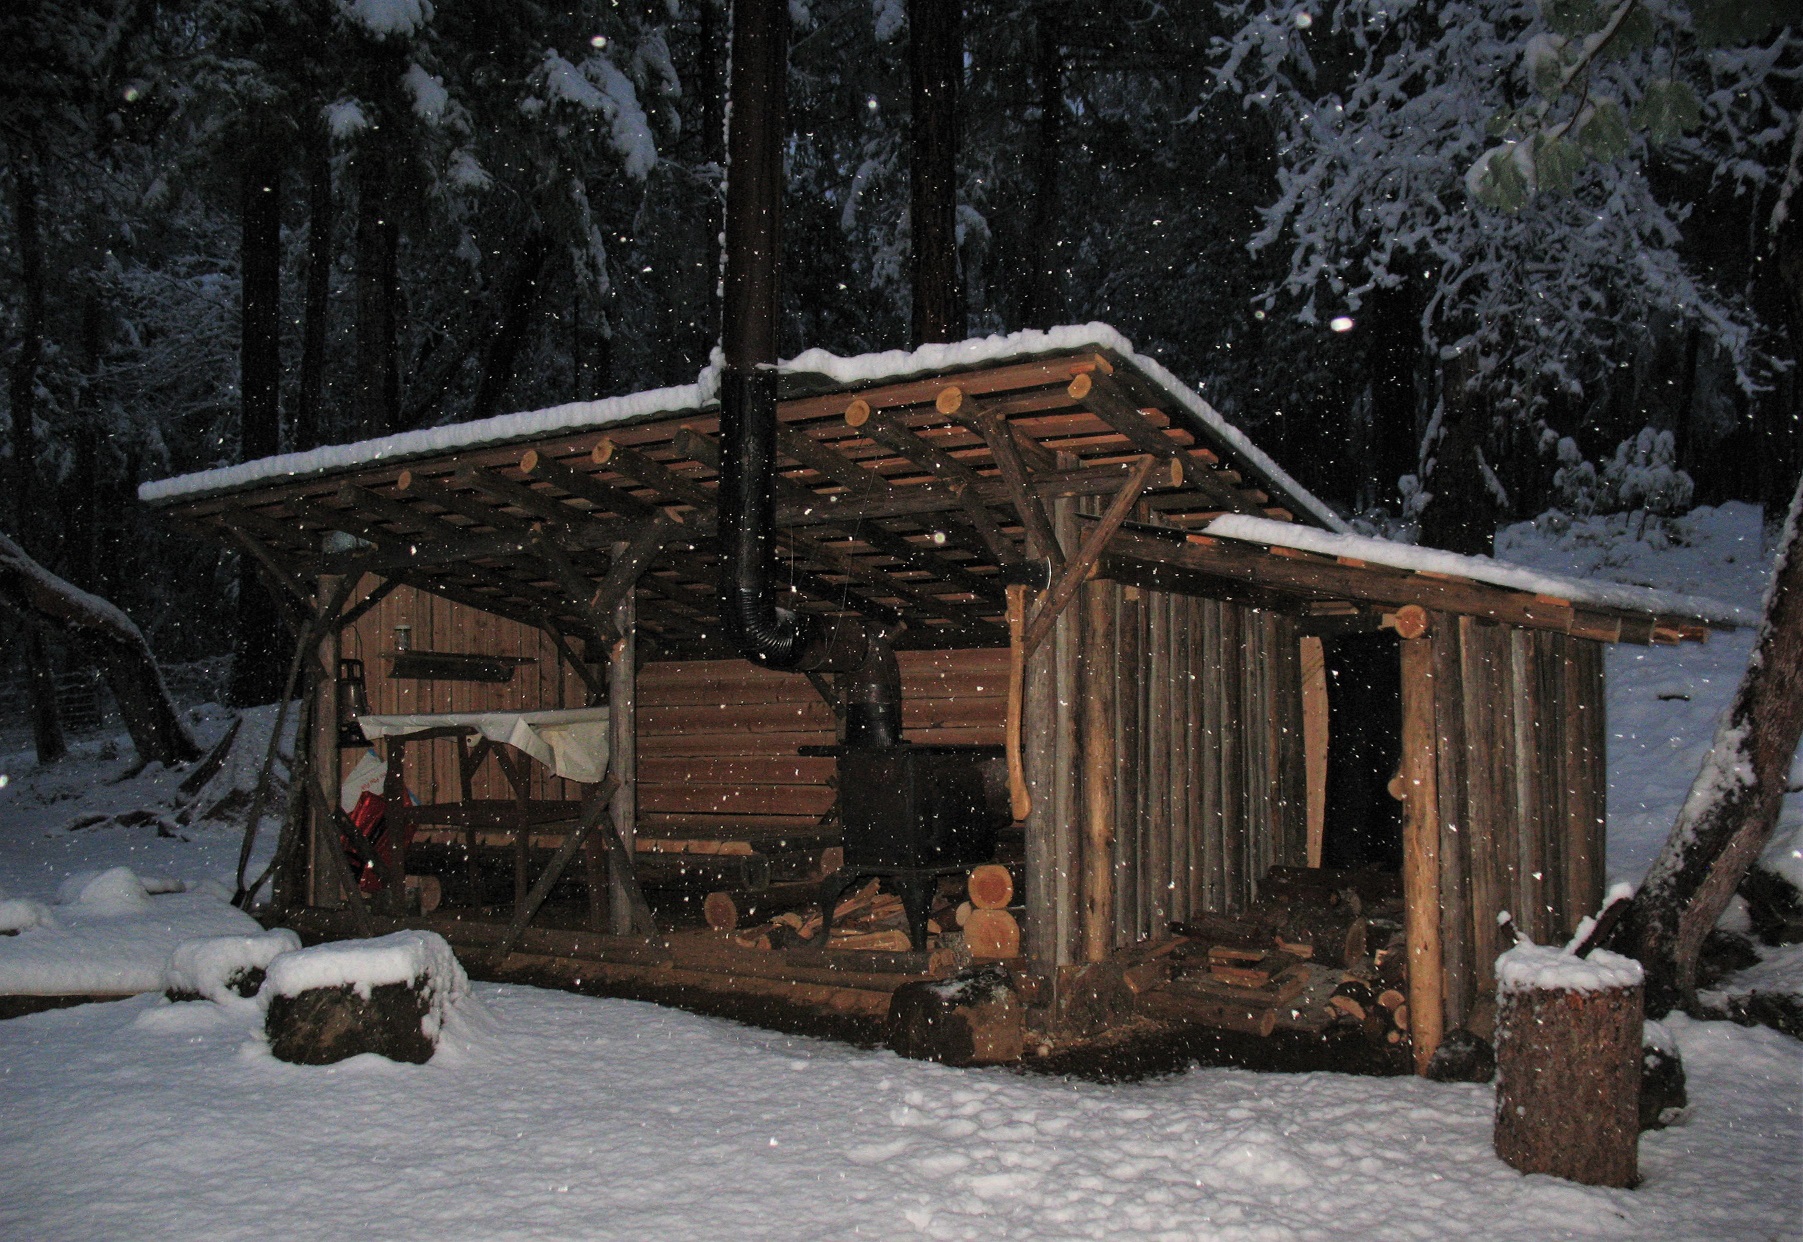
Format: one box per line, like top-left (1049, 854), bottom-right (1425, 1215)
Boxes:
top-left (954, 900), bottom-right (972, 928)
top-left (1172, 969), bottom-right (1305, 1006)
top-left (1276, 908), bottom-right (1369, 969)
top-left (1207, 944), bottom-right (1266, 967)
top-left (967, 863), bottom-right (1014, 910)
top-left (1169, 912), bottom-right (1280, 953)
top-left (1378, 988), bottom-right (1407, 1014)
top-left (1334, 980), bottom-right (1370, 1016)
top-left (1122, 959), bottom-right (1170, 994)
top-left (1208, 952), bottom-right (1299, 989)
top-left (829, 928), bottom-right (913, 952)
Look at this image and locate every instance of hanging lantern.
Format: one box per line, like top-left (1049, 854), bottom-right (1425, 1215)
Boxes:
top-left (337, 658), bottom-right (371, 748)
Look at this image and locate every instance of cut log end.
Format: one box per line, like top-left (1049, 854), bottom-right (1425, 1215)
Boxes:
top-left (519, 449), bottom-right (541, 474)
top-left (935, 385), bottom-right (965, 415)
top-left (967, 863), bottom-right (1014, 910)
top-left (845, 398), bottom-right (872, 428)
top-left (704, 890), bottom-right (739, 931)
top-left (591, 439), bottom-right (616, 466)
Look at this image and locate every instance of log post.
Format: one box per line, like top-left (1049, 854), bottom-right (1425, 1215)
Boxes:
top-left (309, 573), bottom-right (345, 911)
top-left (1079, 578), bottom-right (1116, 963)
top-left (1493, 944), bottom-right (1643, 1187)
top-left (608, 584), bottom-right (638, 936)
top-left (1300, 634), bottom-right (1327, 868)
top-left (1398, 628), bottom-right (1446, 1073)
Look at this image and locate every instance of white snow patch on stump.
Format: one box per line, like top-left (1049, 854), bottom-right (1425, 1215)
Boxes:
top-left (165, 930), bottom-right (301, 1004)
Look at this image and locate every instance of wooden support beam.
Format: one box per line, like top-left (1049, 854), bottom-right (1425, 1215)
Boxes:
top-left (518, 449), bottom-right (665, 522)
top-left (608, 599), bottom-right (654, 937)
top-left (457, 464), bottom-right (605, 529)
top-left (494, 774), bottom-right (621, 959)
top-left (335, 576), bottom-right (403, 634)
top-left (537, 616), bottom-right (605, 705)
top-left (845, 397), bottom-right (1021, 564)
top-left (390, 472), bottom-right (538, 536)
top-left (1399, 628), bottom-right (1446, 1073)
top-left (221, 525), bottom-right (314, 631)
top-left (589, 517), bottom-right (675, 629)
top-left (1022, 454), bottom-right (1158, 662)
top-left (1067, 370), bottom-right (1255, 516)
top-left (589, 439), bottom-right (714, 512)
top-left (1078, 578), bottom-right (1116, 963)
top-left (939, 384), bottom-right (1064, 566)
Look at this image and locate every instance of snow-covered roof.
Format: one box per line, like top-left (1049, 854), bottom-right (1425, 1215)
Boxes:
top-left (137, 323), bottom-right (1346, 531)
top-left (1202, 514), bottom-right (1752, 628)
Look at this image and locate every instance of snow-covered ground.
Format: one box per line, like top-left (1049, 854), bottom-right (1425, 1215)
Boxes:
top-left (0, 503), bottom-right (1797, 1240)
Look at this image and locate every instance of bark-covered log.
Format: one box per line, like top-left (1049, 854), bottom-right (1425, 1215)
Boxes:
top-left (1492, 944), bottom-right (1643, 1187)
top-left (0, 531), bottom-right (200, 767)
top-left (1607, 476), bottom-right (1803, 1013)
top-left (887, 964), bottom-right (1024, 1065)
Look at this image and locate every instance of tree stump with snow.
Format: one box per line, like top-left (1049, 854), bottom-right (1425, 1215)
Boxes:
top-left (165, 929), bottom-right (301, 1003)
top-left (1493, 943), bottom-right (1644, 1187)
top-left (888, 964), bottom-right (1024, 1066)
top-left (263, 931), bottom-right (468, 1066)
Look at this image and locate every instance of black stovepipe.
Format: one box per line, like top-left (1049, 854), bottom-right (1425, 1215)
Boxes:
top-left (716, 0), bottom-right (901, 750)
top-left (717, 367), bottom-right (902, 750)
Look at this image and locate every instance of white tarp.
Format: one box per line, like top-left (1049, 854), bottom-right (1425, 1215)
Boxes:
top-left (356, 706), bottom-right (611, 784)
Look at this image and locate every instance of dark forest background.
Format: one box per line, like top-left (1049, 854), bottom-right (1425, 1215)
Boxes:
top-left (2, 0), bottom-right (1798, 720)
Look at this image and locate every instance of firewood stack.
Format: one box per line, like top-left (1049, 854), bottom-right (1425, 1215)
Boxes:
top-left (1135, 866), bottom-right (1409, 1041)
top-left (730, 879), bottom-right (937, 952)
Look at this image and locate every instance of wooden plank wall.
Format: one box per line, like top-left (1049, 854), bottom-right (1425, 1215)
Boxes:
top-left (333, 579), bottom-right (1009, 838)
top-left (1024, 571), bottom-right (1309, 968)
top-left (336, 577), bottom-right (592, 804)
top-left (1429, 617), bottom-right (1607, 1028)
top-left (634, 650), bottom-right (1007, 842)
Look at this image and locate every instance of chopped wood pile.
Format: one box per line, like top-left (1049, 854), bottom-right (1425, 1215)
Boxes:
top-left (729, 880), bottom-right (941, 953)
top-left (718, 863), bottom-right (1025, 961)
top-left (1133, 866), bottom-right (1409, 1043)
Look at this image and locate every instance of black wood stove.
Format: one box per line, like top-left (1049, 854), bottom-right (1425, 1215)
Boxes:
top-left (805, 742), bottom-right (1010, 950)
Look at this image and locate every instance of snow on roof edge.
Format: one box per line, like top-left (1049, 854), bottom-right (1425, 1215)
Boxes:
top-left (789, 323), bottom-right (1347, 532)
top-left (138, 382), bottom-right (708, 505)
top-left (138, 323), bottom-right (1347, 535)
top-left (1202, 514), bottom-right (1753, 627)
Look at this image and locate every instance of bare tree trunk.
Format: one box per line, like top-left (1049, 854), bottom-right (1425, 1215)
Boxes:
top-left (295, 122), bottom-right (334, 452)
top-left (353, 136), bottom-right (399, 437)
top-left (0, 531), bottom-right (200, 767)
top-left (468, 228), bottom-right (548, 422)
top-left (1020, 2), bottom-right (1065, 331)
top-left (6, 150), bottom-right (66, 764)
top-left (1417, 349), bottom-right (1499, 557)
top-left (230, 142), bottom-right (289, 707)
top-left (908, 0), bottom-right (963, 345)
top-left (1608, 475), bottom-right (1803, 1014)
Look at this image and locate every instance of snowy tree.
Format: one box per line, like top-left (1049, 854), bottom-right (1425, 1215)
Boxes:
top-left (1211, 0), bottom-right (1795, 550)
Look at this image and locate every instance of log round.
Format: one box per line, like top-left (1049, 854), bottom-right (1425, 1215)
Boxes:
top-left (1493, 947), bottom-right (1643, 1187)
top-left (967, 863), bottom-right (1014, 910)
top-left (964, 906), bottom-right (1021, 960)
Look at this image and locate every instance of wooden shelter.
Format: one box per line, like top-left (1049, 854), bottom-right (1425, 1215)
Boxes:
top-left (141, 325), bottom-right (1744, 1069)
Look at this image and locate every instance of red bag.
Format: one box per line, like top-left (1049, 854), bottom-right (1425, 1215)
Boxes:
top-left (343, 790), bottom-right (399, 894)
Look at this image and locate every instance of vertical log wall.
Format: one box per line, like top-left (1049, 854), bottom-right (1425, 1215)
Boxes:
top-left (1425, 616), bottom-right (1607, 1031)
top-left (1025, 576), bottom-right (1309, 971)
